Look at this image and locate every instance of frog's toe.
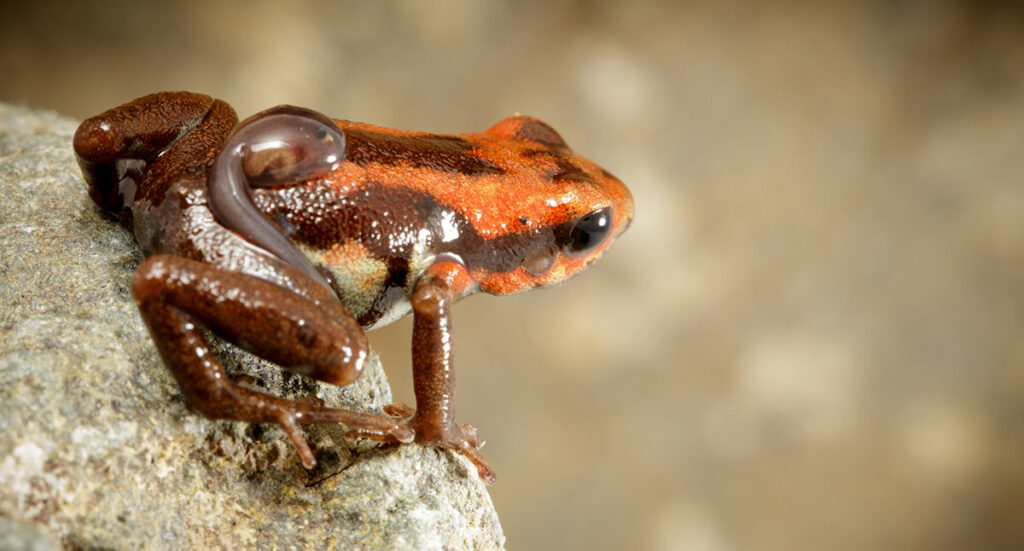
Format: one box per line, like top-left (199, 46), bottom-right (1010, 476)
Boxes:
top-left (392, 424), bottom-right (415, 443)
top-left (275, 410), bottom-right (318, 469)
top-left (382, 402), bottom-right (416, 419)
top-left (455, 422), bottom-right (482, 449)
top-left (450, 435), bottom-right (495, 485)
top-left (344, 422), bottom-right (414, 444)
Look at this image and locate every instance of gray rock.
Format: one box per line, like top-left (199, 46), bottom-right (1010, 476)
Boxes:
top-left (0, 517), bottom-right (59, 551)
top-left (0, 103), bottom-right (505, 550)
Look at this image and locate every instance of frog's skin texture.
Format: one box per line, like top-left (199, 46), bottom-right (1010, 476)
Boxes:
top-left (73, 92), bottom-right (634, 483)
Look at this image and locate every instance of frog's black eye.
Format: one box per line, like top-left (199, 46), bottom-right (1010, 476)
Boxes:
top-left (563, 207), bottom-right (612, 255)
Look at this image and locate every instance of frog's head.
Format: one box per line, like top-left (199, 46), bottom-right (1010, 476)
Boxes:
top-left (471, 116), bottom-right (634, 294)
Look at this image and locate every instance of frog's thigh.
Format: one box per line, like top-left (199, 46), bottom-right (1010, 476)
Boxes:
top-left (131, 254), bottom-right (368, 387)
top-left (130, 254), bottom-right (412, 468)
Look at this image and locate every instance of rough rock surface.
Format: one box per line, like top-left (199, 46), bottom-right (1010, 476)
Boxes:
top-left (0, 103), bottom-right (505, 550)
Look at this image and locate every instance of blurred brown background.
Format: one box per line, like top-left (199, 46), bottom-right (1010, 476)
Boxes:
top-left (4, 1), bottom-right (1023, 549)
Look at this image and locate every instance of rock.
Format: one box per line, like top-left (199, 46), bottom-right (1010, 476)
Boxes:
top-left (0, 517), bottom-right (59, 551)
top-left (0, 103), bottom-right (505, 549)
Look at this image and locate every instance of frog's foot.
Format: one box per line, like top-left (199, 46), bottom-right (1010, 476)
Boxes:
top-left (261, 397), bottom-right (412, 468)
top-left (419, 417), bottom-right (495, 485)
top-left (348, 404), bottom-right (495, 484)
top-left (177, 378), bottom-right (415, 469)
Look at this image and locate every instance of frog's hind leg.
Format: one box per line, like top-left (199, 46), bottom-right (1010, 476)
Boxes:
top-left (130, 254), bottom-right (414, 469)
top-left (73, 92), bottom-right (236, 225)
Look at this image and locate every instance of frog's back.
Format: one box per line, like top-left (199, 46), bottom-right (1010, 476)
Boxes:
top-left (248, 117), bottom-right (632, 330)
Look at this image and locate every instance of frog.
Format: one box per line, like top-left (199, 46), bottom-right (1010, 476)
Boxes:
top-left (72, 91), bottom-right (634, 484)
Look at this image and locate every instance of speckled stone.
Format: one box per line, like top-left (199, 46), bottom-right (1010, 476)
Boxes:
top-left (0, 103), bottom-right (505, 550)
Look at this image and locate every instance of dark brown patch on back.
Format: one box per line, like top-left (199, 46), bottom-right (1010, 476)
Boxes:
top-left (600, 168), bottom-right (621, 182)
top-left (344, 129), bottom-right (505, 176)
top-left (552, 157), bottom-right (597, 184)
top-left (520, 147), bottom-right (597, 184)
top-left (512, 118), bottom-right (567, 147)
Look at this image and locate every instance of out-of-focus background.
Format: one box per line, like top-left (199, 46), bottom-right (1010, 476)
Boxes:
top-left (4, 1), bottom-right (1023, 549)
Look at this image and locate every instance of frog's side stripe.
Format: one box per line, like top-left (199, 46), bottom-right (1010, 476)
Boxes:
top-left (344, 128), bottom-right (505, 177)
top-left (254, 182), bottom-right (560, 275)
top-left (252, 180), bottom-right (564, 327)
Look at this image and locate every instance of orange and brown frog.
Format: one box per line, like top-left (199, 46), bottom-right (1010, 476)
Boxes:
top-left (73, 91), bottom-right (633, 483)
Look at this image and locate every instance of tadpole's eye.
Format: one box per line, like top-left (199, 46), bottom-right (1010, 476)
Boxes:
top-left (564, 207), bottom-right (612, 255)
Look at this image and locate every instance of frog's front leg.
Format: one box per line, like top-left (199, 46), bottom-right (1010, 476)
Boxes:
top-left (131, 254), bottom-right (414, 469)
top-left (353, 261), bottom-right (495, 483)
